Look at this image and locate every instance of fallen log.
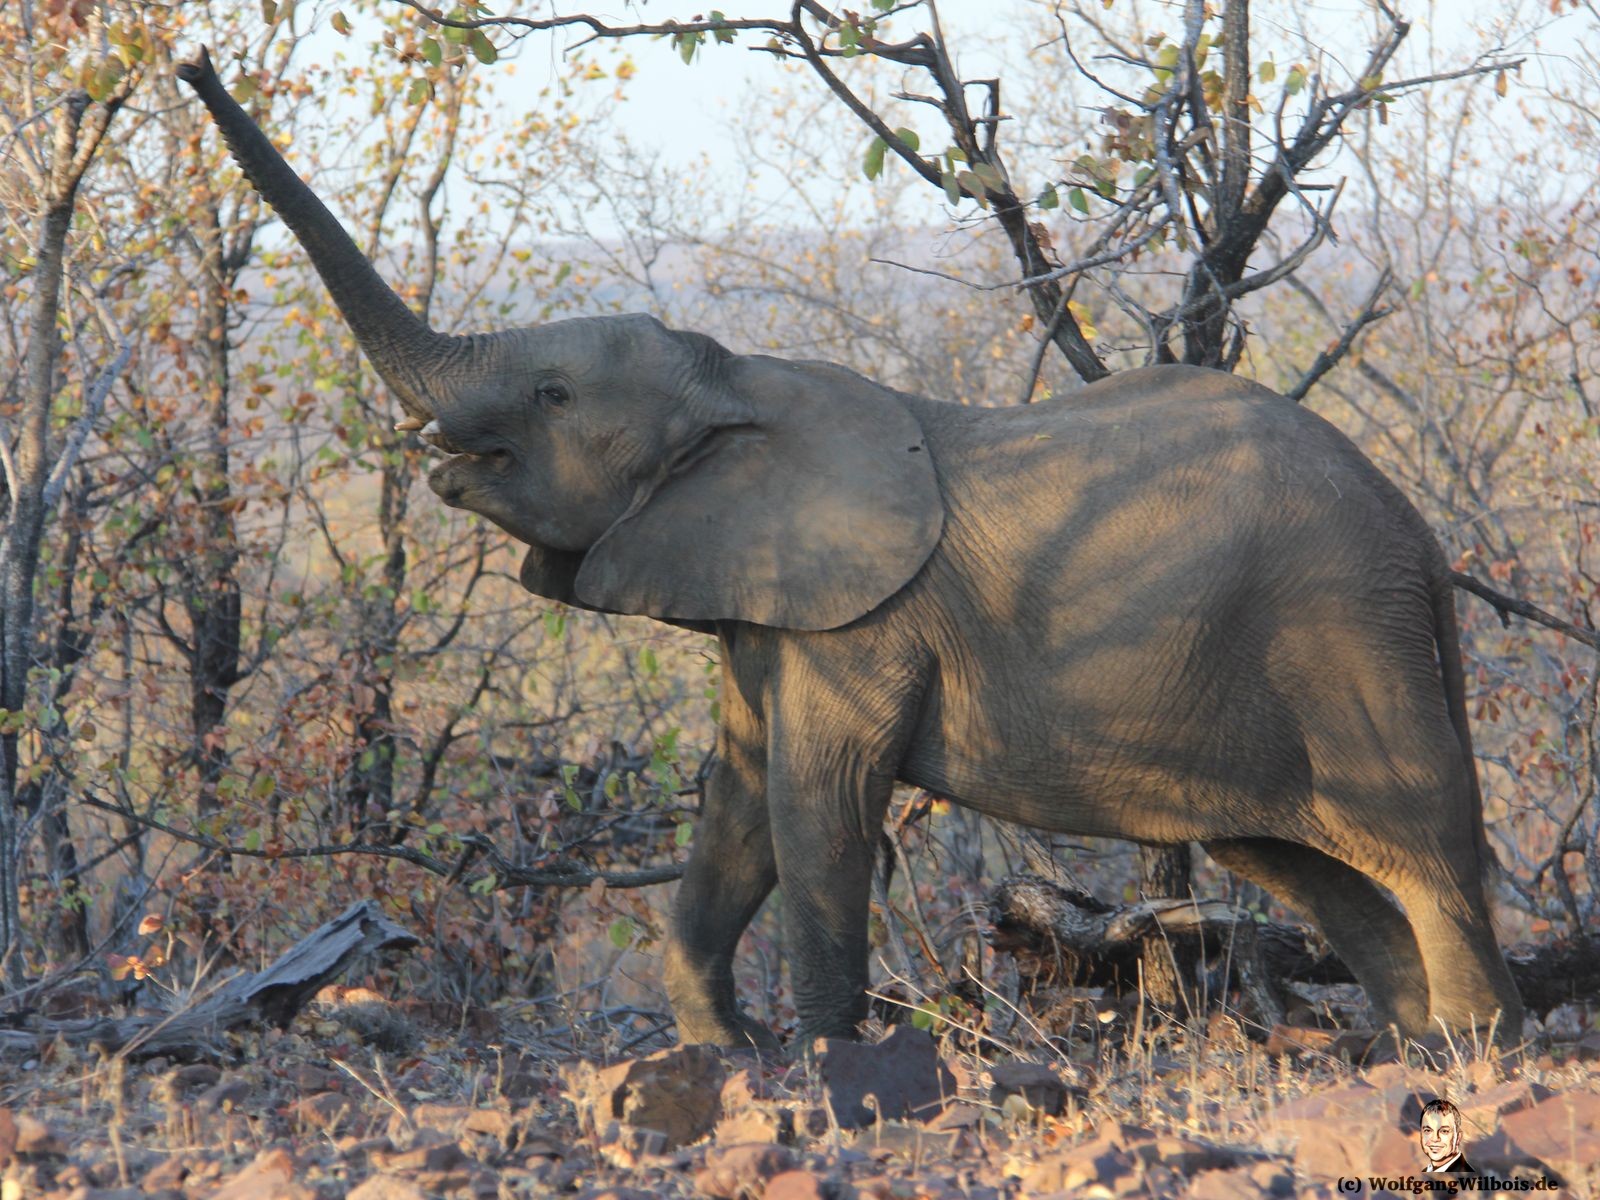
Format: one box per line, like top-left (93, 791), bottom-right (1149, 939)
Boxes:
top-left (988, 875), bottom-right (1600, 1025)
top-left (985, 875), bottom-right (1351, 1027)
top-left (0, 900), bottom-right (418, 1059)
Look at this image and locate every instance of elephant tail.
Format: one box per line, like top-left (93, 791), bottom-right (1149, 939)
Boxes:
top-left (1432, 571), bottom-right (1502, 887)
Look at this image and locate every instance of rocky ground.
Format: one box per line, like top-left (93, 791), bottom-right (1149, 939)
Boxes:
top-left (1, 986), bottom-right (1597, 1200)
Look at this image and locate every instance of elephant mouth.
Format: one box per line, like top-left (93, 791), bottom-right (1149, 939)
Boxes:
top-left (396, 416), bottom-right (474, 460)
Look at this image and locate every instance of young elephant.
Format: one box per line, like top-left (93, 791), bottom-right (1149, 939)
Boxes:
top-left (179, 50), bottom-right (1523, 1048)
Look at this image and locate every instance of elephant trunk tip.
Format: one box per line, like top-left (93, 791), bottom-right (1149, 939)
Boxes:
top-left (175, 47), bottom-right (215, 87)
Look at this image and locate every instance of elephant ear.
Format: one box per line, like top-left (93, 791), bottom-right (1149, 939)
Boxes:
top-left (573, 356), bottom-right (944, 631)
top-left (520, 542), bottom-right (589, 608)
top-left (520, 543), bottom-right (716, 635)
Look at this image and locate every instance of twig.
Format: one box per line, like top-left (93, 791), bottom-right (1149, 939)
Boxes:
top-left (77, 794), bottom-right (684, 890)
top-left (1452, 572), bottom-right (1600, 653)
top-left (1285, 267), bottom-right (1394, 402)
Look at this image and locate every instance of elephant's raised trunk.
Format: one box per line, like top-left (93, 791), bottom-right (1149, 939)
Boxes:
top-left (177, 48), bottom-right (449, 419)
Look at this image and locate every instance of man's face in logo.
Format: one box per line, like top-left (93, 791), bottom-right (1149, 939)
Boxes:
top-left (1420, 1109), bottom-right (1461, 1167)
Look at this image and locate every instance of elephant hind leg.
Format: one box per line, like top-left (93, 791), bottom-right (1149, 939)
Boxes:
top-left (1380, 849), bottom-right (1524, 1043)
top-left (1203, 837), bottom-right (1430, 1035)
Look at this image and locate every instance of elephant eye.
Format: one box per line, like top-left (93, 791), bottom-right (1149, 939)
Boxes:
top-left (535, 382), bottom-right (569, 408)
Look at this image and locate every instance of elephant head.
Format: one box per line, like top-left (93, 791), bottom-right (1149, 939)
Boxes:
top-left (177, 50), bottom-right (942, 630)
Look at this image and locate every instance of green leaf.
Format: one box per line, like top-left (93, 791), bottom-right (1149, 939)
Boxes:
top-left (1258, 60), bottom-right (1276, 83)
top-left (956, 171), bottom-right (988, 208)
top-left (1285, 65), bottom-right (1306, 96)
top-left (331, 10), bottom-right (352, 35)
top-left (677, 31), bottom-right (700, 65)
top-left (863, 135), bottom-right (887, 181)
top-left (407, 76), bottom-right (433, 105)
top-left (970, 162), bottom-right (1004, 192)
top-left (941, 169), bottom-right (961, 206)
top-left (640, 646), bottom-right (658, 676)
top-left (250, 773), bottom-right (275, 800)
top-left (469, 871), bottom-right (497, 895)
top-left (469, 29), bottom-right (497, 64)
top-left (893, 126), bottom-right (919, 152)
top-left (422, 37), bottom-right (443, 66)
top-left (244, 828), bottom-right (263, 853)
top-left (543, 609), bottom-right (566, 639)
top-left (675, 822), bottom-right (694, 847)
top-left (608, 917), bottom-right (634, 949)
top-left (1069, 187), bottom-right (1089, 214)
top-left (1038, 184), bottom-right (1059, 210)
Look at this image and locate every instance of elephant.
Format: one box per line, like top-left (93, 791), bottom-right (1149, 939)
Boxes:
top-left (178, 49), bottom-right (1524, 1049)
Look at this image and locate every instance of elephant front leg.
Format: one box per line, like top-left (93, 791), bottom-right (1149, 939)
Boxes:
top-left (664, 700), bottom-right (780, 1052)
top-left (767, 704), bottom-right (904, 1043)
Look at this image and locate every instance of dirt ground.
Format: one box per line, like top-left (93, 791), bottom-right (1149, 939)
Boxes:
top-left (1, 980), bottom-right (1597, 1200)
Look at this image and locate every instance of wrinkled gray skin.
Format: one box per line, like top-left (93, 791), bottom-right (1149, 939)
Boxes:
top-left (180, 50), bottom-right (1523, 1048)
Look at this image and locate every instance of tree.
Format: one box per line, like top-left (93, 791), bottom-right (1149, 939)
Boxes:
top-left (0, 1), bottom-right (138, 988)
top-left (391, 0), bottom-right (1539, 1014)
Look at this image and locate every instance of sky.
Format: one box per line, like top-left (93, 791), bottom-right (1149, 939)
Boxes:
top-left (491, 0), bottom-right (1589, 159)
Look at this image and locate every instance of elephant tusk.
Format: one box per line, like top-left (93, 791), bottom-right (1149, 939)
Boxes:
top-left (394, 417), bottom-right (426, 432)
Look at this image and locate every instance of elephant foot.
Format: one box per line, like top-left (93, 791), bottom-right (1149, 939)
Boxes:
top-left (675, 1008), bottom-right (784, 1056)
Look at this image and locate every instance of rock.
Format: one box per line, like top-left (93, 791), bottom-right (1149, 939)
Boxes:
top-left (389, 1102), bottom-right (513, 1145)
top-left (925, 1102), bottom-right (983, 1131)
top-left (1457, 1080), bottom-right (1555, 1135)
top-left (1181, 1167), bottom-right (1275, 1199)
top-left (594, 1122), bottom-right (668, 1169)
top-left (989, 1060), bottom-right (1080, 1117)
top-left (721, 1067), bottom-right (778, 1110)
top-left (1266, 1083), bottom-right (1422, 1177)
top-left (196, 1075), bottom-right (255, 1113)
top-left (575, 1189), bottom-right (660, 1200)
top-left (763, 1170), bottom-right (853, 1200)
top-left (1573, 1029), bottom-right (1600, 1062)
top-left (812, 1026), bottom-right (959, 1128)
top-left (562, 1044), bottom-right (726, 1149)
top-left (1130, 1135), bottom-right (1249, 1174)
top-left (293, 1092), bottom-right (352, 1132)
top-left (155, 1063), bottom-right (222, 1102)
top-left (1471, 1089), bottom-right (1600, 1185)
top-left (715, 1105), bottom-right (795, 1145)
top-left (346, 1177), bottom-right (429, 1200)
top-left (1020, 1135), bottom-right (1138, 1193)
top-left (211, 1148), bottom-right (314, 1200)
top-left (140, 1156), bottom-right (194, 1191)
top-left (283, 1063), bottom-right (344, 1092)
top-left (1095, 1119), bottom-right (1158, 1148)
top-left (370, 1140), bottom-right (470, 1175)
top-left (1246, 1161), bottom-right (1297, 1196)
top-left (1264, 1025), bottom-right (1376, 1060)
top-left (695, 1142), bottom-right (797, 1198)
top-left (13, 1112), bottom-right (67, 1157)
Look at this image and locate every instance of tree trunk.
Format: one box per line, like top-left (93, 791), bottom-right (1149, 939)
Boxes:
top-left (1136, 843), bottom-right (1197, 1018)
